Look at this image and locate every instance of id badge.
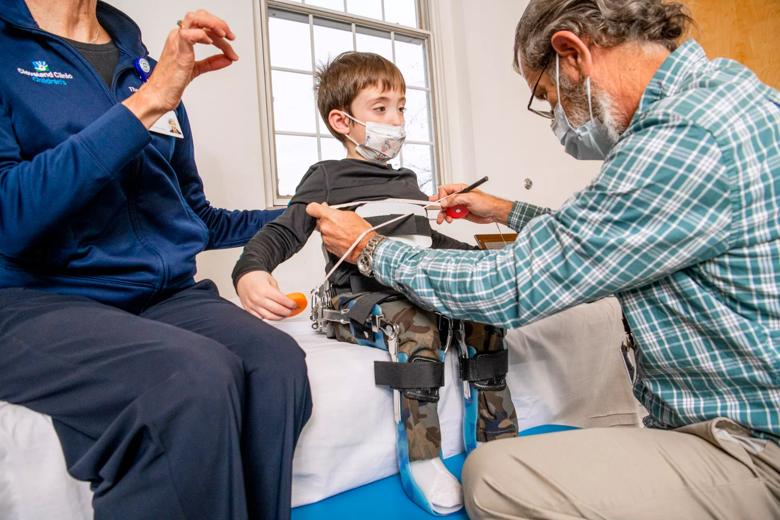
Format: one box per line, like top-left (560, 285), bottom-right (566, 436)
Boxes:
top-left (150, 110), bottom-right (184, 139)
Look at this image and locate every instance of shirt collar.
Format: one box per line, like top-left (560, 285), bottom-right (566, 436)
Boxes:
top-left (634, 39), bottom-right (709, 120)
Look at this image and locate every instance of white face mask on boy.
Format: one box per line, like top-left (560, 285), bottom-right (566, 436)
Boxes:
top-left (341, 112), bottom-right (406, 162)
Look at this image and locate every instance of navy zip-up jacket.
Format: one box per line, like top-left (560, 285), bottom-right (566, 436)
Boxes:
top-left (0, 0), bottom-right (281, 311)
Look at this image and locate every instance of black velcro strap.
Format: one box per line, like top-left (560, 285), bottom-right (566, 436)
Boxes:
top-left (347, 292), bottom-right (395, 334)
top-left (349, 274), bottom-right (395, 294)
top-left (460, 350), bottom-right (508, 382)
top-left (374, 360), bottom-right (444, 390)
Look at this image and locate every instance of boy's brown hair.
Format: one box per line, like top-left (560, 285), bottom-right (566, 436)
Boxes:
top-left (314, 51), bottom-right (406, 144)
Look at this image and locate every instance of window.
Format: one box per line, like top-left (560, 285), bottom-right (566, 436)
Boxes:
top-left (258, 0), bottom-right (439, 204)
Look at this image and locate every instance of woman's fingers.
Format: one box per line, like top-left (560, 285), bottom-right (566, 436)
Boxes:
top-left (178, 27), bottom-right (213, 46)
top-left (210, 34), bottom-right (239, 61)
top-left (182, 9), bottom-right (235, 40)
top-left (182, 26), bottom-right (238, 80)
top-left (193, 54), bottom-right (234, 77)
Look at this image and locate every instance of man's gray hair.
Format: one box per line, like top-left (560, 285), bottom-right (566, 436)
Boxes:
top-left (514, 0), bottom-right (692, 73)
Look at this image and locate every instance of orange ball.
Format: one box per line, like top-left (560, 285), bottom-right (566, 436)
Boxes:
top-left (287, 292), bottom-right (308, 317)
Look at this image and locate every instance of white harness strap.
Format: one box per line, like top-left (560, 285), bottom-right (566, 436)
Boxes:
top-left (355, 202), bottom-right (432, 249)
top-left (330, 198), bottom-right (442, 210)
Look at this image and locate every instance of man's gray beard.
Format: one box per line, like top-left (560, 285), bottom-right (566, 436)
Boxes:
top-left (594, 88), bottom-right (627, 142)
top-left (558, 74), bottom-right (626, 140)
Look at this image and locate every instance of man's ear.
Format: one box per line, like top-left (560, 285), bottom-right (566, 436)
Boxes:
top-left (328, 109), bottom-right (351, 137)
top-left (550, 31), bottom-right (593, 80)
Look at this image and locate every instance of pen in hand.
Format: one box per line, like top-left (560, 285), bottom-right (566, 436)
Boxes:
top-left (442, 176), bottom-right (489, 219)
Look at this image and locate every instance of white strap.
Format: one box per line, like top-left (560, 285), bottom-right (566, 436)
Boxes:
top-left (330, 198), bottom-right (442, 210)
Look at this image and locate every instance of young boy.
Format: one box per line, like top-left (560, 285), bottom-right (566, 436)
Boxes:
top-left (233, 52), bottom-right (518, 514)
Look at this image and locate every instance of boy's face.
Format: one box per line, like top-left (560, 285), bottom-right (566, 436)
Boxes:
top-left (329, 85), bottom-right (406, 152)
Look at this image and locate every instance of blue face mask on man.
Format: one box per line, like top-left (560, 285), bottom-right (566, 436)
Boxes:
top-left (551, 54), bottom-right (617, 160)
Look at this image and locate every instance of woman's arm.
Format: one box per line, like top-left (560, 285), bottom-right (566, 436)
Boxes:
top-left (172, 103), bottom-right (284, 249)
top-left (0, 99), bottom-right (150, 258)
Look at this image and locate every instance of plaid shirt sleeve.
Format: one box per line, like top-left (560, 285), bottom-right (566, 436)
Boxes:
top-left (507, 201), bottom-right (550, 230)
top-left (373, 116), bottom-right (732, 328)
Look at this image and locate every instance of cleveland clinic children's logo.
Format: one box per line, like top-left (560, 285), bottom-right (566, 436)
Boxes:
top-left (17, 59), bottom-right (73, 86)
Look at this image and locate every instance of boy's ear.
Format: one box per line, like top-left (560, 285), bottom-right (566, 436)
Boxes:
top-left (328, 109), bottom-right (351, 137)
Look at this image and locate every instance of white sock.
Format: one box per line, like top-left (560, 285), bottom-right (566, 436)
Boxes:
top-left (409, 458), bottom-right (463, 514)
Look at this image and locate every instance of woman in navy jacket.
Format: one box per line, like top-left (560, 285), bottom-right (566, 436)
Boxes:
top-left (0, 1), bottom-right (311, 518)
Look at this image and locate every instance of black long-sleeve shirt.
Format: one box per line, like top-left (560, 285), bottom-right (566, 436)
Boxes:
top-left (232, 159), bottom-right (476, 290)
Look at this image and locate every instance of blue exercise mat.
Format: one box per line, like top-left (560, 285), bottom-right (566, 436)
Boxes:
top-left (292, 424), bottom-right (577, 519)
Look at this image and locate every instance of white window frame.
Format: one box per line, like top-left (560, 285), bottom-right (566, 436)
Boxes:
top-left (252, 0), bottom-right (451, 206)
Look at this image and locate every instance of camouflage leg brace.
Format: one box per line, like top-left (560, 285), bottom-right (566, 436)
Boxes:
top-left (331, 296), bottom-right (443, 462)
top-left (462, 322), bottom-right (518, 445)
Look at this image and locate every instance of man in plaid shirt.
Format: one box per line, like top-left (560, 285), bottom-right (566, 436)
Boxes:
top-left (308, 0), bottom-right (779, 517)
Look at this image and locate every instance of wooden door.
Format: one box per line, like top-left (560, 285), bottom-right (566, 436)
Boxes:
top-left (683, 0), bottom-right (780, 88)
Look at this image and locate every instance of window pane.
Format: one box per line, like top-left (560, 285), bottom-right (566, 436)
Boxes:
top-left (384, 0), bottom-right (417, 27)
top-left (320, 137), bottom-right (346, 161)
top-left (404, 88), bottom-right (430, 142)
top-left (346, 0), bottom-right (382, 20)
top-left (317, 111), bottom-right (329, 137)
top-left (272, 70), bottom-right (317, 133)
top-left (355, 27), bottom-right (392, 60)
top-left (305, 0), bottom-right (344, 11)
top-left (276, 135), bottom-right (319, 197)
top-left (394, 36), bottom-right (426, 88)
top-left (268, 11), bottom-right (311, 71)
top-left (313, 18), bottom-right (354, 69)
top-left (403, 144), bottom-right (434, 194)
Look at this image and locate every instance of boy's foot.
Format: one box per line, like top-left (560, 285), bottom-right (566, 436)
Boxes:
top-left (409, 458), bottom-right (463, 514)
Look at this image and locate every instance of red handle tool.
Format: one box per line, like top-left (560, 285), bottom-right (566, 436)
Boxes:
top-left (442, 176), bottom-right (488, 219)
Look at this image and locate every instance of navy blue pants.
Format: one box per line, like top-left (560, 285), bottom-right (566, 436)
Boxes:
top-left (0, 280), bottom-right (312, 520)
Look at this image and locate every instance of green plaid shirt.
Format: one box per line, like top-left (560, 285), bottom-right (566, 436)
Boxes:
top-left (374, 40), bottom-right (780, 440)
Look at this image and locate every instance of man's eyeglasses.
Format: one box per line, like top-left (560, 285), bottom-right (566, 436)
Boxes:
top-left (527, 55), bottom-right (554, 120)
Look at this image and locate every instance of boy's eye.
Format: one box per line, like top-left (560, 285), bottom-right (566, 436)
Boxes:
top-left (374, 106), bottom-right (386, 112)
top-left (399, 106), bottom-right (406, 113)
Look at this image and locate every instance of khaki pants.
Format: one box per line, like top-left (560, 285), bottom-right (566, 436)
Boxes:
top-left (463, 418), bottom-right (780, 519)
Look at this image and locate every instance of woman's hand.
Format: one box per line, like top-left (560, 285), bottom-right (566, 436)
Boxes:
top-left (236, 271), bottom-right (297, 321)
top-left (123, 10), bottom-right (239, 127)
top-left (430, 184), bottom-right (514, 225)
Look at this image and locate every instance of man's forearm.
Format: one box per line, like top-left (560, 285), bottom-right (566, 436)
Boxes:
top-left (371, 239), bottom-right (520, 327)
top-left (367, 199), bottom-right (552, 326)
top-left (491, 198), bottom-right (515, 226)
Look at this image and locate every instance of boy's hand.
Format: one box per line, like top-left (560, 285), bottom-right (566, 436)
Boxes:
top-left (236, 271), bottom-right (297, 321)
top-left (430, 184), bottom-right (513, 225)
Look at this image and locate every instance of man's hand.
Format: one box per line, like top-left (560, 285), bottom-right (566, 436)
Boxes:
top-left (306, 203), bottom-right (375, 264)
top-left (431, 184), bottom-right (514, 225)
top-left (123, 10), bottom-right (239, 128)
top-left (236, 271), bottom-right (297, 321)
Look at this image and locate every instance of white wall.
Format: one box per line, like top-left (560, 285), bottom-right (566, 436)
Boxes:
top-left (111, 0), bottom-right (601, 303)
